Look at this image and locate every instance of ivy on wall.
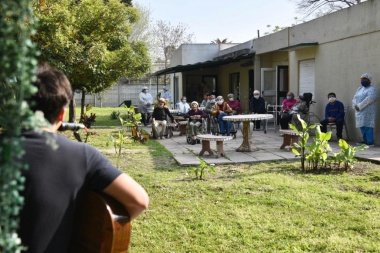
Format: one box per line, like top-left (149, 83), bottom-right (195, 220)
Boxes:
top-left (0, 1), bottom-right (38, 252)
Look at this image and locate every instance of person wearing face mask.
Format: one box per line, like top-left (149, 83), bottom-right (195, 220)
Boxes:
top-left (176, 96), bottom-right (190, 116)
top-left (160, 86), bottom-right (172, 105)
top-left (352, 73), bottom-right (378, 146)
top-left (139, 86), bottom-right (154, 126)
top-left (320, 93), bottom-right (345, 140)
top-left (249, 90), bottom-right (266, 131)
top-left (200, 93), bottom-right (210, 107)
top-left (280, 95), bottom-right (308, 130)
top-left (280, 92), bottom-right (297, 129)
top-left (205, 95), bottom-right (217, 134)
top-left (211, 96), bottom-right (233, 136)
top-left (226, 93), bottom-right (242, 115)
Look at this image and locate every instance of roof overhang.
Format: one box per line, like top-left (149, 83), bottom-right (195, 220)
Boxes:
top-left (278, 42), bottom-right (318, 51)
top-left (152, 52), bottom-right (255, 76)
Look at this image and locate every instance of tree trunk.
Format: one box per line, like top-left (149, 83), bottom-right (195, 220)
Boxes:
top-left (80, 89), bottom-right (86, 122)
top-left (69, 98), bottom-right (76, 123)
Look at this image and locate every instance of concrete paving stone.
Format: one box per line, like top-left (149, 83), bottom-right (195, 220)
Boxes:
top-left (151, 126), bottom-right (380, 166)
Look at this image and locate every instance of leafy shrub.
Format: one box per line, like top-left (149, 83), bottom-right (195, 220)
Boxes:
top-left (110, 111), bottom-right (120, 120)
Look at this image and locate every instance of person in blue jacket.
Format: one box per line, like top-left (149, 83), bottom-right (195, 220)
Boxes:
top-left (320, 92), bottom-right (345, 140)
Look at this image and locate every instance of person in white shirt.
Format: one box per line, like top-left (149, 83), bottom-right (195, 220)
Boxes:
top-left (176, 96), bottom-right (190, 116)
top-left (160, 86), bottom-right (172, 104)
top-left (138, 86), bottom-right (154, 126)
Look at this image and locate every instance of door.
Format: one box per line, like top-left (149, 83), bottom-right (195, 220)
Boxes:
top-left (277, 66), bottom-right (289, 105)
top-left (261, 68), bottom-right (276, 105)
top-left (229, 73), bottom-right (240, 100)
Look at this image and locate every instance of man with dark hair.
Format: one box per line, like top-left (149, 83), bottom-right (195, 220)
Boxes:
top-left (19, 65), bottom-right (149, 252)
top-left (320, 92), bottom-right (345, 140)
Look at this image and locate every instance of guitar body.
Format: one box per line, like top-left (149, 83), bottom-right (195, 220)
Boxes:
top-left (69, 191), bottom-right (131, 253)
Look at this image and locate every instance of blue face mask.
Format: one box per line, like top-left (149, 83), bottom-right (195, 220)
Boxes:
top-left (361, 81), bottom-right (370, 87)
top-left (286, 96), bottom-right (292, 100)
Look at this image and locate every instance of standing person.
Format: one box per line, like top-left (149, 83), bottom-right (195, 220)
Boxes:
top-left (353, 73), bottom-right (378, 146)
top-left (249, 90), bottom-right (266, 131)
top-left (138, 86), bottom-right (154, 126)
top-left (184, 101), bottom-right (207, 145)
top-left (280, 92), bottom-right (297, 129)
top-left (226, 93), bottom-right (242, 115)
top-left (211, 96), bottom-right (233, 136)
top-left (320, 92), bottom-right (345, 140)
top-left (18, 65), bottom-right (149, 252)
top-left (152, 98), bottom-right (176, 139)
top-left (176, 96), bottom-right (190, 115)
top-left (160, 86), bottom-right (172, 105)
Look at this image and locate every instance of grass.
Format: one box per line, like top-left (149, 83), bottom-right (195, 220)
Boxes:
top-left (65, 107), bottom-right (380, 253)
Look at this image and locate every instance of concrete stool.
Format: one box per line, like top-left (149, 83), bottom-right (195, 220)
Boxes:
top-left (196, 134), bottom-right (233, 157)
top-left (178, 121), bottom-right (188, 136)
top-left (166, 123), bottom-right (177, 138)
top-left (279, 129), bottom-right (299, 149)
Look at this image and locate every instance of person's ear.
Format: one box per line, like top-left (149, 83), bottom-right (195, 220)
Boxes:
top-left (57, 108), bottom-right (65, 122)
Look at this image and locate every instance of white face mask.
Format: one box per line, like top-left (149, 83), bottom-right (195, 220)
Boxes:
top-left (210, 99), bottom-right (215, 103)
top-left (217, 100), bottom-right (224, 105)
top-left (182, 99), bottom-right (186, 103)
top-left (329, 97), bottom-right (336, 103)
top-left (229, 98), bottom-right (234, 101)
top-left (254, 95), bottom-right (259, 99)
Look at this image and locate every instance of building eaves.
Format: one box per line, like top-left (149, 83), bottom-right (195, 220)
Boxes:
top-left (152, 52), bottom-right (255, 76)
top-left (278, 42), bottom-right (318, 51)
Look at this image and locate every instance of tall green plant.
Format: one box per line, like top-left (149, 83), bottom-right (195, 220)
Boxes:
top-left (0, 1), bottom-right (39, 252)
top-left (331, 139), bottom-right (368, 171)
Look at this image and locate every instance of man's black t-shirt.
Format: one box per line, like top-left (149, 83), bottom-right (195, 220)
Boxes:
top-left (18, 131), bottom-right (122, 253)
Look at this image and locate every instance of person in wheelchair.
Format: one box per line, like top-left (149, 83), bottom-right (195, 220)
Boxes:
top-left (280, 95), bottom-right (308, 130)
top-left (320, 92), bottom-right (345, 140)
top-left (211, 96), bottom-right (233, 136)
top-left (184, 101), bottom-right (207, 145)
top-left (250, 90), bottom-right (266, 131)
top-left (226, 93), bottom-right (242, 115)
top-left (152, 98), bottom-right (176, 139)
top-left (205, 95), bottom-right (217, 134)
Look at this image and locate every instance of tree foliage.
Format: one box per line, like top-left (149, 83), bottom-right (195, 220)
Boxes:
top-left (0, 1), bottom-right (39, 251)
top-left (211, 38), bottom-right (232, 44)
top-left (152, 20), bottom-right (194, 68)
top-left (294, 0), bottom-right (366, 18)
top-left (33, 0), bottom-right (151, 119)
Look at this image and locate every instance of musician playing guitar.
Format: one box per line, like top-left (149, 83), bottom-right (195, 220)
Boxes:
top-left (17, 65), bottom-right (149, 253)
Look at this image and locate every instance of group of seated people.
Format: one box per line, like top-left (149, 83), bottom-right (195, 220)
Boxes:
top-left (150, 89), bottom-right (345, 142)
top-left (279, 91), bottom-right (345, 140)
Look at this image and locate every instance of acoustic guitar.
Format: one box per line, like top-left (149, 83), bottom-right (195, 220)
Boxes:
top-left (69, 191), bottom-right (132, 253)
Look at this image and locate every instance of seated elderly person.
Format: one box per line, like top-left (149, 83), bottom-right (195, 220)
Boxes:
top-left (211, 96), bottom-right (233, 136)
top-left (280, 95), bottom-right (308, 130)
top-left (176, 96), bottom-right (190, 116)
top-left (184, 101), bottom-right (207, 145)
top-left (152, 98), bottom-right (176, 139)
top-left (226, 93), bottom-right (242, 115)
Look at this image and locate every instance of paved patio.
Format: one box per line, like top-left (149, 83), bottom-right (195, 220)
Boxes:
top-left (143, 123), bottom-right (380, 166)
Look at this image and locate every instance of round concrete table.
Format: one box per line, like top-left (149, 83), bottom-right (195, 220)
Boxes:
top-left (223, 114), bottom-right (273, 152)
top-left (169, 109), bottom-right (181, 114)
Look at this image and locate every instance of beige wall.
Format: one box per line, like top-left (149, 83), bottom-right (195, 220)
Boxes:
top-left (254, 0), bottom-right (380, 142)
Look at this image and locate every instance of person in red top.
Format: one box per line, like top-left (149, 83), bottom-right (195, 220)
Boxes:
top-left (226, 93), bottom-right (242, 115)
top-left (280, 91), bottom-right (297, 129)
top-left (211, 96), bottom-right (233, 136)
top-left (282, 91), bottom-right (297, 112)
top-left (184, 101), bottom-right (208, 144)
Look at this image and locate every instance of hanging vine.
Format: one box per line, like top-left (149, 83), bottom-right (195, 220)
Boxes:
top-left (0, 1), bottom-right (39, 252)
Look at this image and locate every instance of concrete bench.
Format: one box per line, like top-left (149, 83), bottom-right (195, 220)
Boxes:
top-left (196, 134), bottom-right (233, 157)
top-left (279, 129), bottom-right (299, 149)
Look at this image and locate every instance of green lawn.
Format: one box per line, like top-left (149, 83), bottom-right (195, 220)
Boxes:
top-left (65, 107), bottom-right (380, 253)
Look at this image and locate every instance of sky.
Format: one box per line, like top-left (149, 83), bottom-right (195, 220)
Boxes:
top-left (134, 0), bottom-right (302, 43)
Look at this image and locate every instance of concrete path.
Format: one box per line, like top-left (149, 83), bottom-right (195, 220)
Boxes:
top-left (142, 124), bottom-right (380, 166)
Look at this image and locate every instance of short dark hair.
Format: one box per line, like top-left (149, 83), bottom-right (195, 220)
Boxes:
top-left (327, 92), bottom-right (336, 98)
top-left (29, 65), bottom-right (73, 124)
